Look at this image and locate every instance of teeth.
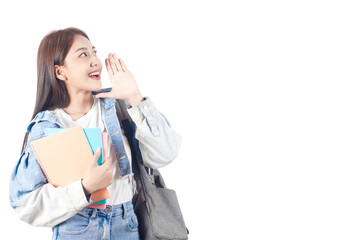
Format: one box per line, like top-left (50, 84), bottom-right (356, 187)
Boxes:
top-left (89, 72), bottom-right (100, 77)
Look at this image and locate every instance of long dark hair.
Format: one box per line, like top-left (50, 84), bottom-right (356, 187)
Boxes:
top-left (21, 27), bottom-right (90, 153)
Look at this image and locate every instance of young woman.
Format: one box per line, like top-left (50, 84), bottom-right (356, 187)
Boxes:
top-left (9, 27), bottom-right (182, 240)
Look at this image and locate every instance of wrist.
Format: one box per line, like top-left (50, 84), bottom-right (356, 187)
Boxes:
top-left (127, 93), bottom-right (144, 108)
top-left (81, 179), bottom-right (91, 195)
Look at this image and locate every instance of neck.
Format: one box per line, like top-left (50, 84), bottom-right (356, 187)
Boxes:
top-left (63, 88), bottom-right (94, 116)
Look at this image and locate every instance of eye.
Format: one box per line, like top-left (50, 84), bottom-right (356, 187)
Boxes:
top-left (94, 50), bottom-right (97, 55)
top-left (80, 52), bottom-right (87, 57)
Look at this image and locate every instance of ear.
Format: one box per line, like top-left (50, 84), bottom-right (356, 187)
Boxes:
top-left (54, 65), bottom-right (67, 81)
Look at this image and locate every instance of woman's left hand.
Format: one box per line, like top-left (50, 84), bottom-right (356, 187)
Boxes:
top-left (96, 53), bottom-right (143, 107)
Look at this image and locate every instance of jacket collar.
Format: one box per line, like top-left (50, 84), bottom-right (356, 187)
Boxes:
top-left (26, 97), bottom-right (115, 132)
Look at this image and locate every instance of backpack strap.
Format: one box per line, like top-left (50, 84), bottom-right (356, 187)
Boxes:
top-left (114, 99), bottom-right (144, 165)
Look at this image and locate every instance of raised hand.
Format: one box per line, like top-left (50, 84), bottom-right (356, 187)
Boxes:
top-left (96, 53), bottom-right (143, 107)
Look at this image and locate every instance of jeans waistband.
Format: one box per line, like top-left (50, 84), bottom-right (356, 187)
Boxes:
top-left (82, 201), bottom-right (134, 218)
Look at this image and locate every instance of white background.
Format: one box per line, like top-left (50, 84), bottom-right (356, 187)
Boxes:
top-left (1, 0), bottom-right (360, 239)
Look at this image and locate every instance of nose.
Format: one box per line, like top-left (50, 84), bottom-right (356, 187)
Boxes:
top-left (90, 59), bottom-right (98, 67)
top-left (90, 56), bottom-right (102, 69)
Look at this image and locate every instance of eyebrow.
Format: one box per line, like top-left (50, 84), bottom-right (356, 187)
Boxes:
top-left (74, 46), bottom-right (96, 53)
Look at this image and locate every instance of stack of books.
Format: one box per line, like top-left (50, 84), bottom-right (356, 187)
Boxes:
top-left (30, 125), bottom-right (110, 209)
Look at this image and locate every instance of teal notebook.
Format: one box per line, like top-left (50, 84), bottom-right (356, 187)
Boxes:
top-left (45, 127), bottom-right (107, 205)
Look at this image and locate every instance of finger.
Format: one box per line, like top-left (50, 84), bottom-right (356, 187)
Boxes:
top-left (108, 54), bottom-right (119, 73)
top-left (112, 53), bottom-right (123, 72)
top-left (119, 58), bottom-right (128, 72)
top-left (105, 58), bottom-right (114, 75)
top-left (104, 157), bottom-right (112, 165)
top-left (109, 53), bottom-right (120, 72)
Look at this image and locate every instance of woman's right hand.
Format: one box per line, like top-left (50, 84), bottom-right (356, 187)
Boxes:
top-left (81, 149), bottom-right (113, 195)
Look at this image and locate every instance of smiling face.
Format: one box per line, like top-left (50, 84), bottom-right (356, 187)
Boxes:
top-left (54, 34), bottom-right (103, 92)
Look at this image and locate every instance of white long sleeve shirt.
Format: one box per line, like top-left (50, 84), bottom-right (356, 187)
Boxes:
top-left (10, 96), bottom-right (182, 227)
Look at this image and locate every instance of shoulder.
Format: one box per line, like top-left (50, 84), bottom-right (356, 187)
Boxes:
top-left (26, 111), bottom-right (63, 144)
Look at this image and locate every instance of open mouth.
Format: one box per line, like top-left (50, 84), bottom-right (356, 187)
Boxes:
top-left (88, 71), bottom-right (101, 80)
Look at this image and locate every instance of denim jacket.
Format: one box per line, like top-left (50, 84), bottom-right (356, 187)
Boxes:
top-left (9, 96), bottom-right (182, 227)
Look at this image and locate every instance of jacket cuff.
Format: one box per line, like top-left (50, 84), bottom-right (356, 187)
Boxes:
top-left (67, 180), bottom-right (93, 211)
top-left (127, 97), bottom-right (157, 125)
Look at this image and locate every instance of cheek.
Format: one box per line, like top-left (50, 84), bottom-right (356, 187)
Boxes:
top-left (98, 62), bottom-right (103, 72)
top-left (73, 68), bottom-right (88, 79)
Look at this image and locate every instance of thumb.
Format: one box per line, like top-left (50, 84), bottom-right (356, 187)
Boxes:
top-left (95, 92), bottom-right (113, 99)
top-left (92, 148), bottom-right (101, 164)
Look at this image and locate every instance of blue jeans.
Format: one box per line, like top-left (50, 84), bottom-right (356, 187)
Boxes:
top-left (52, 201), bottom-right (139, 240)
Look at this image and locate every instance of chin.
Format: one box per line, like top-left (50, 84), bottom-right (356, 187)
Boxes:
top-left (93, 86), bottom-right (103, 91)
top-left (91, 82), bottom-right (103, 92)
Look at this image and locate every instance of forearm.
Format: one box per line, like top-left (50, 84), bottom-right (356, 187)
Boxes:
top-left (127, 97), bottom-right (182, 168)
top-left (10, 121), bottom-right (91, 228)
top-left (11, 180), bottom-right (91, 227)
